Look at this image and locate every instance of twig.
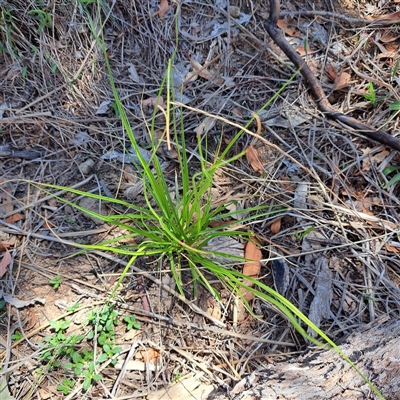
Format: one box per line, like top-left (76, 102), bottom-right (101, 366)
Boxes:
top-left (280, 10), bottom-right (400, 27)
top-left (265, 0), bottom-right (400, 151)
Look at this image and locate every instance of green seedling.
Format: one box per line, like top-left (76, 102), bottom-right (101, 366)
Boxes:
top-left (66, 302), bottom-right (80, 312)
top-left (49, 274), bottom-right (62, 290)
top-left (294, 226), bottom-right (315, 240)
top-left (363, 82), bottom-right (386, 107)
top-left (391, 60), bottom-right (399, 84)
top-left (57, 378), bottom-right (76, 395)
top-left (28, 9), bottom-right (52, 32)
top-left (11, 331), bottom-right (23, 341)
top-left (382, 165), bottom-right (400, 189)
top-left (123, 315), bottom-right (141, 330)
top-left (389, 101), bottom-right (400, 111)
top-left (87, 305), bottom-right (122, 365)
top-left (82, 362), bottom-right (103, 391)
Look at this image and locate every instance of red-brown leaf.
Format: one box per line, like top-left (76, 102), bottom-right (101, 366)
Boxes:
top-left (158, 0), bottom-right (169, 18)
top-left (246, 146), bottom-right (264, 173)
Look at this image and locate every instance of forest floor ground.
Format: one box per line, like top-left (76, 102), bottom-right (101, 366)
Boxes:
top-left (1, 0), bottom-right (400, 398)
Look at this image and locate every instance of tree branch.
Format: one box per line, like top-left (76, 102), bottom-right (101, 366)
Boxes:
top-left (264, 0), bottom-right (400, 151)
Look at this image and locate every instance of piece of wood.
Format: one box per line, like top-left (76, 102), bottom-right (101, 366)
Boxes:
top-left (215, 316), bottom-right (399, 399)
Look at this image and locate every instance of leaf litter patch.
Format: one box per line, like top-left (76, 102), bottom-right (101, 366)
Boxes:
top-left (1, 0), bottom-right (400, 398)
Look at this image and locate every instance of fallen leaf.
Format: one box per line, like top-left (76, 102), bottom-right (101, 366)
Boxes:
top-left (294, 44), bottom-right (310, 56)
top-left (378, 30), bottom-right (400, 43)
top-left (0, 290), bottom-right (46, 308)
top-left (277, 19), bottom-right (300, 37)
top-left (0, 249), bottom-right (11, 278)
top-left (195, 117), bottom-right (216, 136)
top-left (246, 146), bottom-right (264, 173)
top-left (270, 218), bottom-right (281, 234)
top-left (361, 148), bottom-right (389, 171)
top-left (0, 180), bottom-right (13, 214)
top-left (147, 376), bottom-right (214, 400)
top-left (189, 59), bottom-right (224, 85)
top-left (0, 237), bottom-right (16, 251)
top-left (375, 51), bottom-right (397, 60)
top-left (42, 220), bottom-right (55, 229)
top-left (114, 360), bottom-right (156, 371)
top-left (384, 42), bottom-right (398, 53)
top-left (158, 0), bottom-right (169, 18)
top-left (142, 96), bottom-right (165, 109)
top-left (333, 71), bottom-right (351, 90)
top-left (127, 63), bottom-right (140, 83)
top-left (325, 64), bottom-right (337, 80)
top-left (244, 239), bottom-right (262, 276)
top-left (37, 388), bottom-right (52, 400)
top-left (5, 213), bottom-right (23, 224)
top-left (367, 11), bottom-right (400, 22)
top-left (0, 378), bottom-right (15, 400)
top-left (205, 236), bottom-right (243, 264)
top-left (140, 348), bottom-right (160, 363)
top-left (96, 100), bottom-right (111, 114)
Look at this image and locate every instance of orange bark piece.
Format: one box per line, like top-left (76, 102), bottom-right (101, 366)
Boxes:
top-left (243, 239), bottom-right (262, 277)
top-left (270, 218), bottom-right (282, 234)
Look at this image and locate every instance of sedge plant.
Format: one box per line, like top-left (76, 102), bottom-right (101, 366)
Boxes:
top-left (29, 3), bottom-right (385, 398)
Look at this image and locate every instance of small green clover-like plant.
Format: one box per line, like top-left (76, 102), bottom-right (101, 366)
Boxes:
top-left (123, 315), bottom-right (140, 330)
top-left (82, 361), bottom-right (103, 391)
top-left (87, 305), bottom-right (122, 365)
top-left (63, 347), bottom-right (94, 376)
top-left (57, 378), bottom-right (76, 395)
top-left (66, 302), bottom-right (80, 312)
top-left (49, 274), bottom-right (62, 290)
top-left (11, 331), bottom-right (23, 342)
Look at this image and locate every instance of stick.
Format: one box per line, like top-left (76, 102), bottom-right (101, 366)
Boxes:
top-left (265, 0), bottom-right (400, 151)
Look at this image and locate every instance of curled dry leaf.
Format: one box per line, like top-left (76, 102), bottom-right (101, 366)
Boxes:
top-left (246, 146), bottom-right (264, 173)
top-left (378, 30), bottom-right (400, 43)
top-left (333, 71), bottom-right (351, 91)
